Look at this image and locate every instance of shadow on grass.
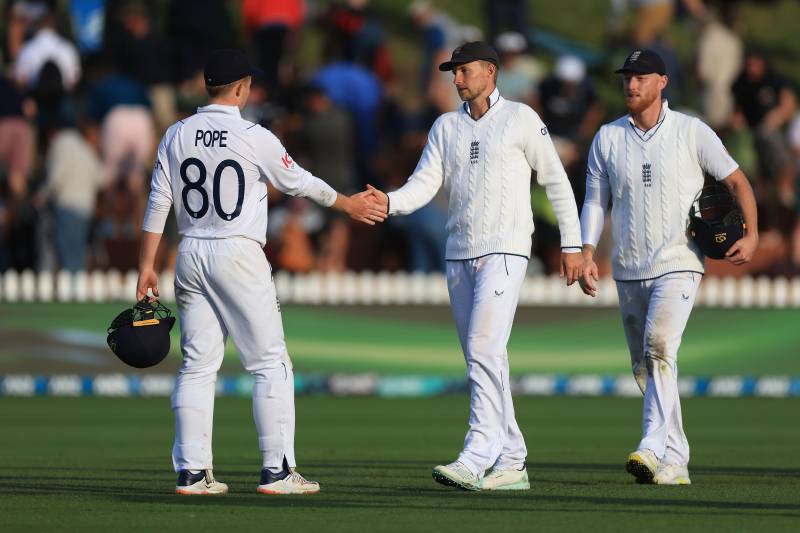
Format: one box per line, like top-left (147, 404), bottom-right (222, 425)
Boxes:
top-left (2, 460), bottom-right (800, 519)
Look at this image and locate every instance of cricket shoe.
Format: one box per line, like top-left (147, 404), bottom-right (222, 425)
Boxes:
top-left (257, 468), bottom-right (320, 495)
top-left (432, 461), bottom-right (481, 491)
top-left (625, 449), bottom-right (659, 484)
top-left (480, 464), bottom-right (530, 490)
top-left (175, 469), bottom-right (229, 495)
top-left (653, 464), bottom-right (691, 485)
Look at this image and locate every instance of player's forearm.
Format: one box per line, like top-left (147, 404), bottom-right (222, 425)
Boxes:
top-left (142, 186), bottom-right (172, 234)
top-left (138, 231), bottom-right (163, 272)
top-left (387, 162), bottom-right (443, 216)
top-left (330, 192), bottom-right (353, 216)
top-left (540, 176), bottom-right (582, 248)
top-left (279, 170), bottom-right (337, 208)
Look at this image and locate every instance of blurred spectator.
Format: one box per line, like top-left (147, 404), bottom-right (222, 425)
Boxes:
top-left (295, 85), bottom-right (357, 272)
top-left (242, 0), bottom-right (306, 90)
top-left (30, 60), bottom-right (78, 147)
top-left (535, 55), bottom-right (602, 272)
top-left (609, 0), bottom-right (675, 46)
top-left (696, 4), bottom-right (743, 129)
top-left (241, 79), bottom-right (286, 130)
top-left (297, 85), bottom-right (355, 195)
top-left (723, 111), bottom-right (758, 183)
top-left (409, 0), bottom-right (463, 121)
top-left (0, 74), bottom-right (35, 199)
top-left (648, 34), bottom-right (685, 105)
top-left (789, 113), bottom-right (800, 268)
top-left (495, 31), bottom-right (543, 107)
top-left (483, 0), bottom-right (529, 46)
top-left (68, 0), bottom-right (106, 55)
top-left (375, 135), bottom-right (447, 273)
top-left (389, 199), bottom-right (447, 273)
top-left (166, 0), bottom-right (234, 82)
top-left (87, 65), bottom-right (154, 238)
top-left (409, 1), bottom-right (460, 89)
top-left (538, 55), bottom-right (603, 180)
top-left (267, 196), bottom-right (325, 273)
top-left (732, 51), bottom-right (797, 212)
top-left (312, 61), bottom-right (382, 187)
top-left (322, 0), bottom-right (393, 84)
top-left (5, 1), bottom-right (51, 63)
top-left (13, 5), bottom-right (82, 92)
top-left (105, 1), bottom-right (176, 132)
top-left (42, 122), bottom-right (107, 272)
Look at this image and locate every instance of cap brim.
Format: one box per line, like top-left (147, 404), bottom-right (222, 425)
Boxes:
top-left (438, 60), bottom-right (467, 71)
top-left (438, 58), bottom-right (498, 72)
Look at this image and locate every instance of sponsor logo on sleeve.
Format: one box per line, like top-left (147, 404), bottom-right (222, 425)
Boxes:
top-left (281, 152), bottom-right (295, 170)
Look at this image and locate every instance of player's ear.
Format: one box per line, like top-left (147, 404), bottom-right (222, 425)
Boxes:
top-left (659, 74), bottom-right (668, 91)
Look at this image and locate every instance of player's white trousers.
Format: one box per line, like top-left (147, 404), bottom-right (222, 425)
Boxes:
top-left (447, 254), bottom-right (528, 476)
top-left (171, 237), bottom-right (296, 472)
top-left (616, 271), bottom-right (701, 466)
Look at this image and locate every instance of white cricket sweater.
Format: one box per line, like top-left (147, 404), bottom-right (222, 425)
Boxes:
top-left (582, 101), bottom-right (738, 280)
top-left (387, 93), bottom-right (581, 260)
top-left (143, 105), bottom-right (336, 246)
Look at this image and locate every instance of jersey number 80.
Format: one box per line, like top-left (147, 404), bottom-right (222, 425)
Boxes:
top-left (180, 157), bottom-right (245, 221)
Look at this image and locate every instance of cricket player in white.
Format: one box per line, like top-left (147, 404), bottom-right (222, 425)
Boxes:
top-left (579, 50), bottom-right (759, 485)
top-left (368, 42), bottom-right (583, 491)
top-left (135, 49), bottom-right (386, 495)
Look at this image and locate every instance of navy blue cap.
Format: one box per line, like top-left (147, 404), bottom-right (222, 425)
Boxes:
top-left (615, 49), bottom-right (666, 75)
top-left (204, 49), bottom-right (264, 86)
top-left (439, 41), bottom-right (500, 71)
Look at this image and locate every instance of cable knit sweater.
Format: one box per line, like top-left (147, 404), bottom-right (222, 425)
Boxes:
top-left (581, 102), bottom-right (739, 280)
top-left (387, 93), bottom-right (582, 260)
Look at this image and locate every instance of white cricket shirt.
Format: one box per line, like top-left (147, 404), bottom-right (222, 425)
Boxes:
top-left (143, 104), bottom-right (336, 246)
top-left (387, 89), bottom-right (582, 260)
top-left (581, 100), bottom-right (739, 280)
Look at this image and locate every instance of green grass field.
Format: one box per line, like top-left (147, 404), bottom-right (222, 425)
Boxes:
top-left (1, 396), bottom-right (798, 532)
top-left (1, 303), bottom-right (798, 376)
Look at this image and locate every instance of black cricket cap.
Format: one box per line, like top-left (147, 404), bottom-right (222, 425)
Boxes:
top-left (439, 41), bottom-right (500, 71)
top-left (614, 49), bottom-right (666, 75)
top-left (204, 48), bottom-right (264, 87)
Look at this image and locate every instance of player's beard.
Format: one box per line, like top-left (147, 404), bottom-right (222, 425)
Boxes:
top-left (625, 90), bottom-right (658, 114)
top-left (457, 81), bottom-right (488, 102)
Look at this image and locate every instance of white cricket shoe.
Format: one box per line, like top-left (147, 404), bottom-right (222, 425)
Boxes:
top-left (481, 465), bottom-right (530, 490)
top-left (175, 469), bottom-right (229, 495)
top-left (625, 449), bottom-right (659, 484)
top-left (257, 469), bottom-right (320, 495)
top-left (432, 461), bottom-right (481, 491)
top-left (654, 464), bottom-right (691, 485)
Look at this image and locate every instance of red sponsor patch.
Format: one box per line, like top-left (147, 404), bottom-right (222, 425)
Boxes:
top-left (281, 152), bottom-right (294, 169)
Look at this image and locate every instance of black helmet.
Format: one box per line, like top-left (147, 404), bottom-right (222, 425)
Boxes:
top-left (107, 298), bottom-right (176, 368)
top-left (689, 182), bottom-right (745, 260)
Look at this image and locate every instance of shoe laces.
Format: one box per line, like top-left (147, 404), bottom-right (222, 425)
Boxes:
top-left (288, 472), bottom-right (315, 485)
top-left (448, 461), bottom-right (477, 480)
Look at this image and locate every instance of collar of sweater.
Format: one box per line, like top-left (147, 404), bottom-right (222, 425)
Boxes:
top-left (461, 87), bottom-right (503, 123)
top-left (627, 99), bottom-right (670, 142)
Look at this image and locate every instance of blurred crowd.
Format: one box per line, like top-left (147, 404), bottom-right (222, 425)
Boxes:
top-left (0, 0), bottom-right (798, 278)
